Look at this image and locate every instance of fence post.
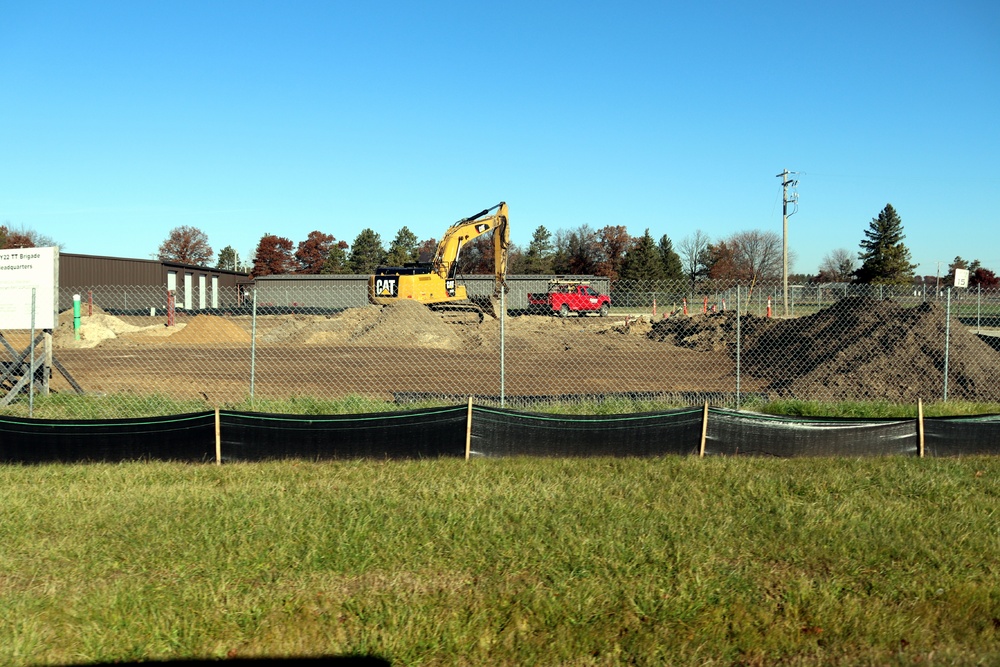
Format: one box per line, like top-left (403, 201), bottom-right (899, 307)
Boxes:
top-left (215, 408), bottom-right (222, 465)
top-left (917, 398), bottom-right (925, 458)
top-left (735, 286), bottom-right (741, 410)
top-left (250, 288), bottom-right (257, 405)
top-left (465, 397), bottom-right (473, 461)
top-left (167, 290), bottom-right (175, 327)
top-left (699, 401), bottom-right (709, 457)
top-left (977, 284), bottom-right (981, 334)
top-left (944, 288), bottom-right (951, 402)
top-left (29, 288), bottom-right (36, 418)
top-left (500, 288), bottom-right (506, 407)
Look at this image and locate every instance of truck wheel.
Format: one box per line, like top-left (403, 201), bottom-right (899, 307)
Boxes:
top-left (599, 303), bottom-right (609, 317)
top-left (560, 304), bottom-right (570, 318)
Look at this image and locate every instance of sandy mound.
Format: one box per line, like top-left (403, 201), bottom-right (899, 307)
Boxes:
top-left (348, 301), bottom-right (466, 349)
top-left (52, 309), bottom-right (163, 349)
top-left (259, 306), bottom-right (383, 345)
top-left (160, 314), bottom-right (251, 345)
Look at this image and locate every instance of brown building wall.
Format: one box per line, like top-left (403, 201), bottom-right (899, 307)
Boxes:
top-left (58, 253), bottom-right (249, 312)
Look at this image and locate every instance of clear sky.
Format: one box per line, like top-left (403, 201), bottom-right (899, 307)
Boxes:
top-left (3, 1), bottom-right (998, 278)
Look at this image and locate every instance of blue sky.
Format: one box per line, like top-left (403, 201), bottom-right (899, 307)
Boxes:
top-left (2, 1), bottom-right (998, 278)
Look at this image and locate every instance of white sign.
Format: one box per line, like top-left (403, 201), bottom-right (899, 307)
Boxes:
top-left (954, 268), bottom-right (970, 289)
top-left (0, 246), bottom-right (58, 329)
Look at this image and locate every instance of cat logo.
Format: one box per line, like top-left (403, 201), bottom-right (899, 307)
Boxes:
top-left (445, 279), bottom-right (456, 297)
top-left (375, 277), bottom-right (398, 297)
top-left (475, 223), bottom-right (490, 234)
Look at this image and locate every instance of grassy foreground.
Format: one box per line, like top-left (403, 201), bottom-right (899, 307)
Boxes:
top-left (1, 458), bottom-right (998, 666)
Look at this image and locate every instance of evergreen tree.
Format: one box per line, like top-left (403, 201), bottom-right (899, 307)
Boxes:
top-left (321, 241), bottom-right (351, 274)
top-left (521, 225), bottom-right (554, 274)
top-left (855, 204), bottom-right (917, 284)
top-left (385, 226), bottom-right (419, 266)
top-left (216, 245), bottom-right (240, 272)
top-left (657, 234), bottom-right (684, 281)
top-left (347, 228), bottom-right (387, 274)
top-left (620, 229), bottom-right (666, 281)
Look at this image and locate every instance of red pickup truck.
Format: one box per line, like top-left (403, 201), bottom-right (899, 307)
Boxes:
top-left (528, 280), bottom-right (611, 317)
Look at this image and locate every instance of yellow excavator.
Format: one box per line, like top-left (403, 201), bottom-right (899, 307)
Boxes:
top-left (368, 202), bottom-right (510, 320)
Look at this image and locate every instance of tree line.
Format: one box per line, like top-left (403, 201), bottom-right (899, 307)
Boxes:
top-left (3, 203), bottom-right (996, 288)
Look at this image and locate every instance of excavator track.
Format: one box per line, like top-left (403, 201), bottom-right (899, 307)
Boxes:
top-left (429, 302), bottom-right (485, 326)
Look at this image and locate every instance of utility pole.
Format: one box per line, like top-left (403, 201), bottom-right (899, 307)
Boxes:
top-left (776, 169), bottom-right (799, 316)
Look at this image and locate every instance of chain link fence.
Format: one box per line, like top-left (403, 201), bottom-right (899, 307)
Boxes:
top-left (2, 279), bottom-right (999, 417)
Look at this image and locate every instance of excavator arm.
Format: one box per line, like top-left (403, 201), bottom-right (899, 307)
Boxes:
top-left (432, 202), bottom-right (509, 298)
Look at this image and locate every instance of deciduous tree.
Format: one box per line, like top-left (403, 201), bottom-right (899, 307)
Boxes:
top-left (679, 229), bottom-right (711, 289)
top-left (971, 267), bottom-right (999, 288)
top-left (817, 248), bottom-right (856, 282)
top-left (251, 234), bottom-right (294, 277)
top-left (855, 204), bottom-right (916, 285)
top-left (416, 239), bottom-right (437, 263)
top-left (1, 223), bottom-right (58, 249)
top-left (595, 225), bottom-right (631, 280)
top-left (551, 225), bottom-right (599, 275)
top-left (295, 231), bottom-right (337, 274)
top-left (158, 226), bottom-right (213, 265)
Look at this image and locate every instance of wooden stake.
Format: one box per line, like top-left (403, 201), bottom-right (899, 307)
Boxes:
top-left (699, 401), bottom-right (709, 458)
top-left (465, 397), bottom-right (473, 461)
top-left (917, 398), bottom-right (925, 458)
top-left (215, 408), bottom-right (222, 465)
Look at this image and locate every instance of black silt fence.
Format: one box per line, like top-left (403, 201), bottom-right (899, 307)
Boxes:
top-left (0, 412), bottom-right (217, 463)
top-left (923, 414), bottom-right (1000, 456)
top-left (468, 406), bottom-right (704, 458)
top-left (705, 409), bottom-right (918, 457)
top-left (219, 406), bottom-right (469, 461)
top-left (2, 406), bottom-right (1000, 463)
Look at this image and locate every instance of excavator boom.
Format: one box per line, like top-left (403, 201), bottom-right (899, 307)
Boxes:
top-left (369, 202), bottom-right (509, 318)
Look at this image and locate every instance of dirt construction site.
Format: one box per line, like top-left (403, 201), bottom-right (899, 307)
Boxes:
top-left (3, 296), bottom-right (1000, 405)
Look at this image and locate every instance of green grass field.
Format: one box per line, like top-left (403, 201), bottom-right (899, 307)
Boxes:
top-left (2, 457), bottom-right (998, 666)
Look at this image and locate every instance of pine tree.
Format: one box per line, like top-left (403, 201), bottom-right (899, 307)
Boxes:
top-left (855, 204), bottom-right (917, 284)
top-left (347, 229), bottom-right (387, 274)
top-left (620, 229), bottom-right (666, 281)
top-left (385, 226), bottom-right (419, 266)
top-left (657, 234), bottom-right (684, 281)
top-left (321, 241), bottom-right (351, 274)
top-left (216, 245), bottom-right (240, 271)
top-left (521, 225), bottom-right (554, 274)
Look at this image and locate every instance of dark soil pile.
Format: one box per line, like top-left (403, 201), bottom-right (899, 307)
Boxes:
top-left (648, 297), bottom-right (1000, 402)
top-left (647, 311), bottom-right (771, 352)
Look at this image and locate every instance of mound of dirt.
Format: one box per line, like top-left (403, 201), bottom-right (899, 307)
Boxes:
top-left (746, 298), bottom-right (1000, 401)
top-left (348, 301), bottom-right (466, 349)
top-left (161, 314), bottom-right (251, 345)
top-left (52, 310), bottom-right (160, 349)
top-left (650, 297), bottom-right (1000, 402)
top-left (647, 311), bottom-right (769, 352)
top-left (286, 307), bottom-right (383, 345)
